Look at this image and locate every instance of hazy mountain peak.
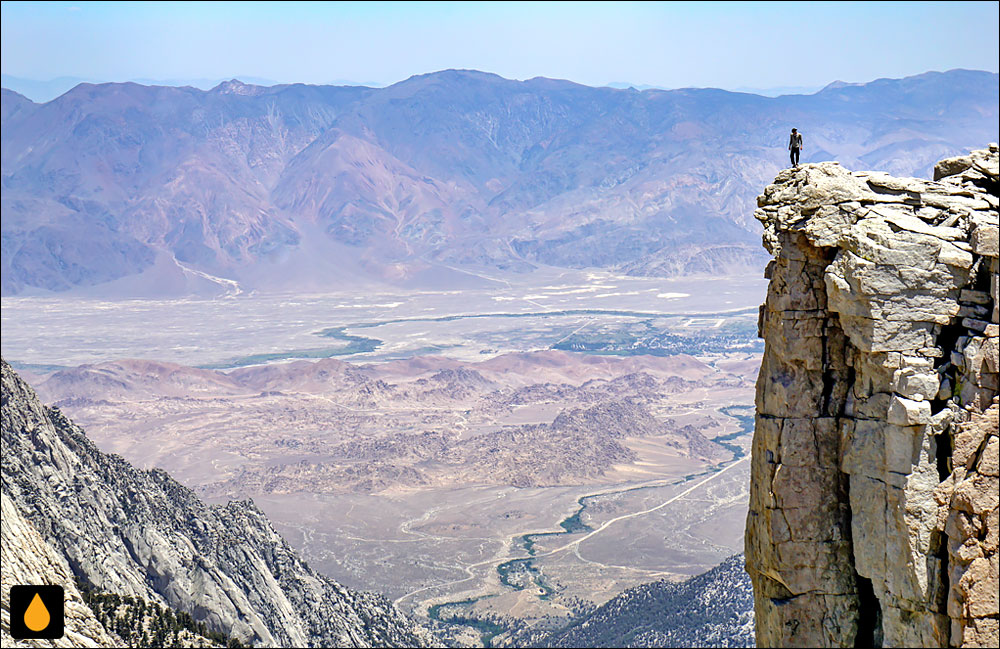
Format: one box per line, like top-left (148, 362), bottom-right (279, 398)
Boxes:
top-left (211, 78), bottom-right (265, 95)
top-left (0, 87), bottom-right (36, 122)
top-left (392, 68), bottom-right (508, 88)
top-left (819, 79), bottom-right (858, 91)
top-left (522, 75), bottom-right (591, 90)
top-left (0, 87), bottom-right (33, 103)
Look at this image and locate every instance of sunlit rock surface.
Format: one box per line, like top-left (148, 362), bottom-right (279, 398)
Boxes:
top-left (746, 145), bottom-right (999, 647)
top-left (1, 493), bottom-right (122, 648)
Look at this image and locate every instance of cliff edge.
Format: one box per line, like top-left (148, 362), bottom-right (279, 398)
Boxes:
top-left (746, 145), bottom-right (999, 647)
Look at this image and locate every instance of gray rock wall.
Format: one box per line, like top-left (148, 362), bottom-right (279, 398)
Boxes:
top-left (1, 493), bottom-right (123, 648)
top-left (746, 145), bottom-right (999, 647)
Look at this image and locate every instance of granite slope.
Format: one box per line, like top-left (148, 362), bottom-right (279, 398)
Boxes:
top-left (541, 553), bottom-right (754, 648)
top-left (0, 359), bottom-right (430, 647)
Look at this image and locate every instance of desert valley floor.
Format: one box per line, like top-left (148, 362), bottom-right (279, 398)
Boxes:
top-left (2, 268), bottom-right (766, 630)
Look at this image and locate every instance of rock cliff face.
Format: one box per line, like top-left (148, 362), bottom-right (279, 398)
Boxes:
top-left (746, 145), bottom-right (999, 647)
top-left (1, 359), bottom-right (429, 647)
top-left (2, 493), bottom-right (123, 648)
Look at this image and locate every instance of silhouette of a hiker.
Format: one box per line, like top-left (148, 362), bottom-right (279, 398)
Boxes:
top-left (789, 128), bottom-right (803, 167)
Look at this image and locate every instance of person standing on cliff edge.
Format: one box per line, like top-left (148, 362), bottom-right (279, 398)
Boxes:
top-left (789, 128), bottom-right (803, 167)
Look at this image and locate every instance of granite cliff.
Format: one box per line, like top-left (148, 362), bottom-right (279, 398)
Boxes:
top-left (0, 359), bottom-right (430, 647)
top-left (746, 145), bottom-right (999, 647)
top-left (2, 492), bottom-right (124, 648)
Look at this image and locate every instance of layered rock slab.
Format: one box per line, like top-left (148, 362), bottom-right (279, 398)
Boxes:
top-left (1, 493), bottom-right (123, 648)
top-left (746, 145), bottom-right (999, 647)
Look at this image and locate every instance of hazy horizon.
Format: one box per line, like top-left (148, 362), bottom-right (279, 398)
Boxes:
top-left (4, 65), bottom-right (996, 106)
top-left (2, 1), bottom-right (997, 97)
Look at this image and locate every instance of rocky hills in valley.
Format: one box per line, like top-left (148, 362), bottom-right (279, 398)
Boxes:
top-left (0, 359), bottom-right (431, 648)
top-left (20, 348), bottom-right (756, 636)
top-left (31, 350), bottom-right (744, 498)
top-left (2, 69), bottom-right (997, 295)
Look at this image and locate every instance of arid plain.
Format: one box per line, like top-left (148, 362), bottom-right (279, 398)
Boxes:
top-left (2, 269), bottom-right (765, 630)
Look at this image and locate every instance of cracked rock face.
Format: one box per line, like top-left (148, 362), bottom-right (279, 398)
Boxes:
top-left (746, 145), bottom-right (999, 648)
top-left (2, 493), bottom-right (123, 648)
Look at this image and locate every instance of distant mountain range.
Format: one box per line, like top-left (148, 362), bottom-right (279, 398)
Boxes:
top-left (606, 81), bottom-right (824, 96)
top-left (0, 74), bottom-right (384, 103)
top-left (2, 69), bottom-right (997, 296)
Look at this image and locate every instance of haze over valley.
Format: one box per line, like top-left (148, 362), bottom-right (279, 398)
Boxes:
top-left (4, 271), bottom-right (763, 636)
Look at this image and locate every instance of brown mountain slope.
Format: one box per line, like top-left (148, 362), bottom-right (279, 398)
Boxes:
top-left (3, 70), bottom-right (997, 295)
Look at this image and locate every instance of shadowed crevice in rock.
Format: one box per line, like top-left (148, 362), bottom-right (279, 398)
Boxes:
top-left (855, 575), bottom-right (883, 649)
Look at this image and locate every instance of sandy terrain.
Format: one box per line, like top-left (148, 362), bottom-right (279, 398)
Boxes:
top-left (3, 272), bottom-right (765, 626)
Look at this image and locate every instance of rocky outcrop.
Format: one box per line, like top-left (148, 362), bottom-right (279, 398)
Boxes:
top-left (1, 359), bottom-right (430, 647)
top-left (746, 145), bottom-right (999, 647)
top-left (541, 553), bottom-right (754, 648)
top-left (2, 493), bottom-right (122, 648)
top-left (3, 492), bottom-right (222, 648)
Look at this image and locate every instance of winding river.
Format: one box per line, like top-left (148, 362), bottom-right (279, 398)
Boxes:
top-left (427, 404), bottom-right (756, 643)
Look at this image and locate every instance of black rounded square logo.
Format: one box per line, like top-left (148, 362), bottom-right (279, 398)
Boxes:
top-left (9, 585), bottom-right (64, 639)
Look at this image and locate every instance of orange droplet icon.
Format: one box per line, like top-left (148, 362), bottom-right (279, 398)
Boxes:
top-left (24, 592), bottom-right (51, 632)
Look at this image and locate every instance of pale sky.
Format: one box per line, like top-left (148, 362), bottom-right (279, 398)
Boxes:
top-left (2, 1), bottom-right (998, 90)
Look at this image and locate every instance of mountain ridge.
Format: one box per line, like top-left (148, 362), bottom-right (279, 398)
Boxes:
top-left (3, 69), bottom-right (997, 296)
top-left (0, 358), bottom-right (432, 647)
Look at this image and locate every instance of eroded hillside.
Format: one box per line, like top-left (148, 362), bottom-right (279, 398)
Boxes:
top-left (2, 70), bottom-right (997, 295)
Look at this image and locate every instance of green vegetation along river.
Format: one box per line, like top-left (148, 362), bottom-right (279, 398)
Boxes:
top-left (428, 404), bottom-right (756, 644)
top-left (200, 307), bottom-right (760, 369)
